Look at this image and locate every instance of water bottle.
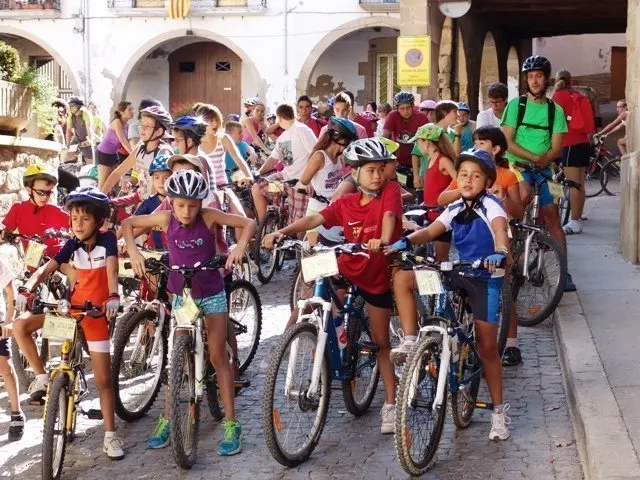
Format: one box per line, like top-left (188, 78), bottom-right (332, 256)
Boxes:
top-left (334, 317), bottom-right (347, 350)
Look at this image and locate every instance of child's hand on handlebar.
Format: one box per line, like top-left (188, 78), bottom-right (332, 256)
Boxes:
top-left (129, 250), bottom-right (147, 278)
top-left (484, 252), bottom-right (506, 273)
top-left (366, 238), bottom-right (385, 253)
top-left (385, 237), bottom-right (411, 255)
top-left (105, 294), bottom-right (121, 319)
top-left (262, 232), bottom-right (283, 249)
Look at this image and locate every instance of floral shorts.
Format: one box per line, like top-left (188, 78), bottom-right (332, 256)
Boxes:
top-left (171, 290), bottom-right (228, 316)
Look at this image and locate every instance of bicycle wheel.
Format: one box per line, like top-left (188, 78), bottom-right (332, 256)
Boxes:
top-left (169, 334), bottom-right (200, 469)
top-left (450, 314), bottom-right (481, 429)
top-left (254, 210), bottom-right (279, 284)
top-left (228, 279), bottom-right (262, 373)
top-left (584, 156), bottom-right (604, 198)
top-left (262, 321), bottom-right (331, 467)
top-left (512, 231), bottom-right (567, 327)
top-left (557, 186), bottom-right (571, 226)
top-left (232, 253), bottom-right (252, 282)
top-left (395, 330), bottom-right (448, 476)
top-left (205, 368), bottom-right (225, 421)
top-left (111, 309), bottom-right (168, 422)
top-left (497, 277), bottom-right (513, 356)
top-left (289, 265), bottom-right (304, 313)
top-left (42, 373), bottom-right (69, 480)
top-left (342, 314), bottom-right (379, 416)
top-left (601, 157), bottom-right (621, 196)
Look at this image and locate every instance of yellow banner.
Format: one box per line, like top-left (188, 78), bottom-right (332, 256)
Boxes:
top-left (169, 0), bottom-right (191, 19)
top-left (397, 36), bottom-right (431, 86)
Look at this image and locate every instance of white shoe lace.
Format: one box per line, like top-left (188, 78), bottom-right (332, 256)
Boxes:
top-left (105, 436), bottom-right (124, 453)
top-left (493, 404), bottom-right (511, 427)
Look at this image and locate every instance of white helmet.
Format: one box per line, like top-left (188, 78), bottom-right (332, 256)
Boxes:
top-left (165, 170), bottom-right (208, 200)
top-left (243, 97), bottom-right (263, 107)
top-left (343, 138), bottom-right (395, 167)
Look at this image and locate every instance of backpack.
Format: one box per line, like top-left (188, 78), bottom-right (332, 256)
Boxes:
top-left (515, 95), bottom-right (555, 140)
top-left (566, 89), bottom-right (595, 134)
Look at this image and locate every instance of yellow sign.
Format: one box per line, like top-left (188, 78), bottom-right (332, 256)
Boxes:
top-left (169, 0), bottom-right (191, 19)
top-left (397, 36), bottom-right (431, 86)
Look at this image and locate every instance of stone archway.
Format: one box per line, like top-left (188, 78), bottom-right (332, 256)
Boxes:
top-left (507, 47), bottom-right (520, 98)
top-left (478, 32), bottom-right (499, 111)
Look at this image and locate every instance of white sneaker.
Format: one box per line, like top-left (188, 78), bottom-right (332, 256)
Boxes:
top-left (563, 220), bottom-right (583, 235)
top-left (28, 374), bottom-right (49, 402)
top-left (380, 403), bottom-right (395, 434)
top-left (103, 435), bottom-right (125, 460)
top-left (489, 404), bottom-right (511, 441)
top-left (390, 338), bottom-right (416, 365)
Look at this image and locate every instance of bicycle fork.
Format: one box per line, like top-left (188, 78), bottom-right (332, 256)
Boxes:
top-left (410, 325), bottom-right (450, 412)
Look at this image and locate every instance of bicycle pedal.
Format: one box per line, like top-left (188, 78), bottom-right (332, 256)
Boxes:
top-left (475, 401), bottom-right (493, 410)
top-left (29, 398), bottom-right (46, 406)
top-left (81, 408), bottom-right (103, 420)
top-left (234, 379), bottom-right (250, 391)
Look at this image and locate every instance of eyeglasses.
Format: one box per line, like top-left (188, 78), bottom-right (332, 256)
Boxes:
top-left (33, 189), bottom-right (54, 197)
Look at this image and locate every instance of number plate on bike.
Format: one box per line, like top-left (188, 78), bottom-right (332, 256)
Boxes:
top-left (267, 182), bottom-right (283, 193)
top-left (415, 269), bottom-right (444, 295)
top-left (548, 181), bottom-right (564, 199)
top-left (24, 241), bottom-right (46, 269)
top-left (396, 172), bottom-right (408, 186)
top-left (174, 293), bottom-right (200, 326)
top-left (231, 170), bottom-right (247, 183)
top-left (42, 314), bottom-right (76, 341)
top-left (301, 251), bottom-right (339, 282)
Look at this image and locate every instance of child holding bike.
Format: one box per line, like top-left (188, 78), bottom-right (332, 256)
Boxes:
top-left (122, 169), bottom-right (255, 456)
top-left (11, 187), bottom-right (124, 459)
top-left (387, 148), bottom-right (512, 441)
top-left (263, 138), bottom-right (402, 434)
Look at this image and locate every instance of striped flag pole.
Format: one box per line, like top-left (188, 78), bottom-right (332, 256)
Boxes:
top-left (169, 0), bottom-right (190, 19)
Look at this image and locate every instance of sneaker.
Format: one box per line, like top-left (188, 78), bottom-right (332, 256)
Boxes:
top-left (146, 415), bottom-right (170, 449)
top-left (563, 220), bottom-right (583, 235)
top-left (28, 374), bottom-right (48, 403)
top-left (390, 338), bottom-right (416, 365)
top-left (103, 435), bottom-right (125, 460)
top-left (489, 405), bottom-right (511, 441)
top-left (502, 347), bottom-right (523, 367)
top-left (218, 419), bottom-right (242, 456)
top-left (564, 273), bottom-right (577, 292)
top-left (380, 403), bottom-right (395, 434)
top-left (8, 412), bottom-right (25, 442)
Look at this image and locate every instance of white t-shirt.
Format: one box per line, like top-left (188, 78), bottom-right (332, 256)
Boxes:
top-left (271, 121), bottom-right (317, 181)
top-left (128, 120), bottom-right (140, 140)
top-left (0, 258), bottom-right (14, 321)
top-left (476, 108), bottom-right (502, 129)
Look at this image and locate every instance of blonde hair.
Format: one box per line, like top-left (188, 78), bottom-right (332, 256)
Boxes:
top-left (431, 132), bottom-right (457, 164)
top-left (553, 69), bottom-right (572, 95)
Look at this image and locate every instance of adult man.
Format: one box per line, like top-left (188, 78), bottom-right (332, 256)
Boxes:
top-left (502, 55), bottom-right (575, 291)
top-left (382, 91), bottom-right (428, 167)
top-left (477, 83), bottom-right (509, 129)
top-left (65, 96), bottom-right (97, 164)
top-left (296, 95), bottom-right (326, 137)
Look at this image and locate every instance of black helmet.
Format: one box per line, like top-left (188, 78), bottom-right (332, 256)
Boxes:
top-left (343, 138), bottom-right (395, 168)
top-left (522, 55), bottom-right (551, 78)
top-left (68, 96), bottom-right (85, 108)
top-left (327, 117), bottom-right (358, 142)
top-left (393, 91), bottom-right (415, 106)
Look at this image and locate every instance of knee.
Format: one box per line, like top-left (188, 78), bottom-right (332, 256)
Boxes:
top-left (0, 358), bottom-right (12, 377)
top-left (93, 371), bottom-right (112, 392)
top-left (12, 318), bottom-right (29, 338)
top-left (393, 270), bottom-right (413, 292)
top-left (208, 344), bottom-right (229, 369)
top-left (476, 337), bottom-right (498, 361)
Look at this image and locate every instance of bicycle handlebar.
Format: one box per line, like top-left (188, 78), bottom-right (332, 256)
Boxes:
top-left (398, 251), bottom-right (505, 271)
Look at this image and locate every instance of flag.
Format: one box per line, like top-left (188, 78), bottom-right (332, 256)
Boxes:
top-left (169, 0), bottom-right (190, 19)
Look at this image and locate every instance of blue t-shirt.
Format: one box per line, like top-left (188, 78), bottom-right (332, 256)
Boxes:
top-left (224, 141), bottom-right (250, 183)
top-left (135, 194), bottom-right (165, 250)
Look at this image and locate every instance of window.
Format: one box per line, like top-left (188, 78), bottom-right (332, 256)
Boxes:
top-left (179, 61), bottom-right (196, 73)
top-left (215, 61), bottom-right (231, 72)
top-left (376, 53), bottom-right (400, 105)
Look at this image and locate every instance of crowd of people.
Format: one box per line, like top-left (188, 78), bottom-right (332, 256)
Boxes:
top-left (0, 53), bottom-right (619, 468)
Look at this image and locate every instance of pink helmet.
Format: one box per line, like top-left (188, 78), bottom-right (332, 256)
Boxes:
top-left (419, 100), bottom-right (437, 110)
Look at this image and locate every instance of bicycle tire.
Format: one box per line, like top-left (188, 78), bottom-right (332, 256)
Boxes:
top-left (584, 156), bottom-right (604, 198)
top-left (512, 231), bottom-right (567, 327)
top-left (205, 367), bottom-right (225, 421)
top-left (498, 277), bottom-right (513, 356)
top-left (169, 334), bottom-right (200, 469)
top-left (450, 316), bottom-right (481, 429)
top-left (42, 373), bottom-right (69, 480)
top-left (289, 265), bottom-right (303, 313)
top-left (341, 313), bottom-right (379, 416)
top-left (558, 186), bottom-right (571, 227)
top-left (395, 331), bottom-right (447, 476)
top-left (262, 321), bottom-right (331, 467)
top-left (111, 309), bottom-right (168, 422)
top-left (601, 157), bottom-right (621, 196)
top-left (228, 279), bottom-right (262, 373)
top-left (254, 210), bottom-right (279, 284)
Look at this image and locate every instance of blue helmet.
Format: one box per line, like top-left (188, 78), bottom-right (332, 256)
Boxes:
top-left (393, 91), bottom-right (415, 106)
top-left (65, 186), bottom-right (110, 220)
top-left (328, 117), bottom-right (358, 142)
top-left (457, 102), bottom-right (470, 112)
top-left (149, 153), bottom-right (171, 174)
top-left (171, 116), bottom-right (207, 138)
top-left (455, 148), bottom-right (497, 185)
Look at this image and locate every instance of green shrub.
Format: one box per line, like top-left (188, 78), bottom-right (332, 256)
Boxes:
top-left (12, 65), bottom-right (57, 136)
top-left (0, 41), bottom-right (21, 81)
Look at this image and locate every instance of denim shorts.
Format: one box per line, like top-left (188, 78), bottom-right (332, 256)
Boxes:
top-left (172, 290), bottom-right (228, 316)
top-left (520, 166), bottom-right (555, 207)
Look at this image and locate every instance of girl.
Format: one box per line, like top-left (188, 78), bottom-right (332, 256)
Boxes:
top-left (241, 99), bottom-right (271, 156)
top-left (96, 101), bottom-right (135, 188)
top-left (122, 170), bottom-right (255, 456)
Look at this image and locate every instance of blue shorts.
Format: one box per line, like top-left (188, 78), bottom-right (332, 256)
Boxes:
top-left (520, 166), bottom-right (555, 207)
top-left (450, 276), bottom-right (504, 324)
top-left (172, 290), bottom-right (228, 316)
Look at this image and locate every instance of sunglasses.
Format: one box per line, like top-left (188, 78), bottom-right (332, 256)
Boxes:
top-left (33, 189), bottom-right (54, 197)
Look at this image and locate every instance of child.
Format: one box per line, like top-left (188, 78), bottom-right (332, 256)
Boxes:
top-left (263, 138), bottom-right (402, 435)
top-left (12, 187), bottom-right (124, 459)
top-left (224, 121), bottom-right (259, 180)
top-left (409, 123), bottom-right (457, 261)
top-left (122, 169), bottom-right (255, 456)
top-left (388, 148), bottom-right (511, 441)
top-left (134, 154), bottom-right (173, 250)
top-left (0, 258), bottom-right (24, 442)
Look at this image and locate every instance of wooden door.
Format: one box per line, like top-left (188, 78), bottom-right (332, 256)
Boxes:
top-left (169, 42), bottom-right (242, 117)
top-left (610, 46), bottom-right (626, 101)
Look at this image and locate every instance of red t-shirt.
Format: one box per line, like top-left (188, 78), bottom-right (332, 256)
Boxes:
top-left (383, 110), bottom-right (429, 166)
top-left (423, 154), bottom-right (453, 222)
top-left (354, 114), bottom-right (374, 138)
top-left (551, 89), bottom-right (594, 147)
top-left (303, 117), bottom-right (327, 138)
top-left (320, 181), bottom-right (403, 294)
top-left (2, 201), bottom-right (69, 257)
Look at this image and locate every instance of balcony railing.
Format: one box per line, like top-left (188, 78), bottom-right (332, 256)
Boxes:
top-left (108, 0), bottom-right (266, 11)
top-left (0, 0), bottom-right (60, 11)
top-left (359, 0), bottom-right (399, 12)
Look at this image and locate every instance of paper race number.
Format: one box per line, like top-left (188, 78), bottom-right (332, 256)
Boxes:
top-left (301, 251), bottom-right (339, 282)
top-left (42, 314), bottom-right (76, 342)
top-left (548, 181), bottom-right (565, 199)
top-left (24, 241), bottom-right (46, 269)
top-left (174, 292), bottom-right (200, 326)
top-left (415, 269), bottom-right (444, 296)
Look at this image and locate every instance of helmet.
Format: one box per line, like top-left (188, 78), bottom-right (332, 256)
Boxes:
top-left (165, 169), bottom-right (208, 200)
top-left (457, 102), bottom-right (470, 112)
top-left (343, 138), bottom-right (395, 167)
top-left (228, 114), bottom-right (240, 122)
top-left (149, 153), bottom-right (171, 174)
top-left (522, 55), bottom-right (552, 78)
top-left (327, 97), bottom-right (335, 109)
top-left (68, 96), bottom-right (85, 108)
top-left (24, 164), bottom-right (58, 187)
top-left (454, 148), bottom-right (497, 186)
top-left (419, 100), bottom-right (437, 110)
top-left (327, 117), bottom-right (357, 142)
top-left (378, 137), bottom-right (400, 154)
top-left (171, 116), bottom-right (207, 138)
top-left (393, 91), bottom-right (415, 106)
top-left (408, 123), bottom-right (444, 143)
top-left (65, 186), bottom-right (110, 220)
top-left (140, 105), bottom-right (173, 131)
top-left (243, 97), bottom-right (262, 107)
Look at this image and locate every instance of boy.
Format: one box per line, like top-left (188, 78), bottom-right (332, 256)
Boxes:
top-left (0, 258), bottom-right (24, 442)
top-left (134, 154), bottom-right (172, 250)
top-left (224, 121), bottom-right (259, 183)
top-left (388, 148), bottom-right (511, 440)
top-left (12, 187), bottom-right (124, 459)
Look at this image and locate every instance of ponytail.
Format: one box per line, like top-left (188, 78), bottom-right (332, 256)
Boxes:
top-left (113, 101), bottom-right (132, 122)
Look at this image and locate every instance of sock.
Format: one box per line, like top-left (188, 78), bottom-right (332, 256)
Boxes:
top-left (493, 404), bottom-right (503, 414)
top-left (104, 431), bottom-right (116, 440)
top-left (404, 335), bottom-right (417, 343)
top-left (506, 337), bottom-right (517, 348)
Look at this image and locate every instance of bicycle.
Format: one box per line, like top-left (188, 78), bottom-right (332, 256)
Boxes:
top-left (262, 240), bottom-right (379, 466)
top-left (394, 253), bottom-right (504, 475)
top-left (591, 135), bottom-right (622, 196)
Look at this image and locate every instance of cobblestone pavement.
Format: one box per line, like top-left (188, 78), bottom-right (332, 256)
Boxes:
top-left (0, 263), bottom-right (583, 479)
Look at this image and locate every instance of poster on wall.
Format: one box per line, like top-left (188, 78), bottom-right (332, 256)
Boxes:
top-left (397, 36), bottom-right (431, 86)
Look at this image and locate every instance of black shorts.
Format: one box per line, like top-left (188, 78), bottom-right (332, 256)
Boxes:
top-left (449, 275), bottom-right (504, 324)
top-left (561, 143), bottom-right (593, 168)
top-left (0, 338), bottom-right (9, 357)
top-left (435, 230), bottom-right (452, 243)
top-left (357, 288), bottom-right (394, 310)
top-left (96, 150), bottom-right (120, 167)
